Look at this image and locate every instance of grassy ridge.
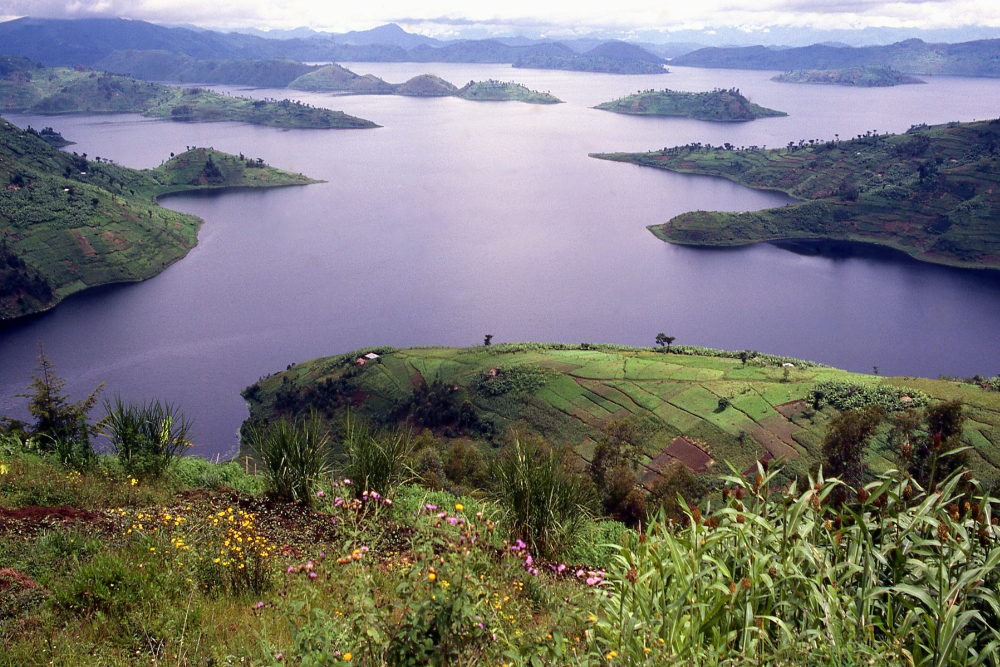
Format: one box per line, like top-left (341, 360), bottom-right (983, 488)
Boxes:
top-left (595, 88), bottom-right (786, 122)
top-left (592, 118), bottom-right (1000, 269)
top-left (0, 62), bottom-right (378, 129)
top-left (243, 344), bottom-right (1000, 490)
top-left (772, 65), bottom-right (926, 87)
top-left (0, 119), bottom-right (319, 319)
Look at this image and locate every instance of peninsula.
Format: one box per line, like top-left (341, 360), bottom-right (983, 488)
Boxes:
top-left (591, 119), bottom-right (1000, 269)
top-left (0, 60), bottom-right (378, 129)
top-left (595, 88), bottom-right (786, 121)
top-left (0, 118), bottom-right (319, 319)
top-left (772, 66), bottom-right (925, 87)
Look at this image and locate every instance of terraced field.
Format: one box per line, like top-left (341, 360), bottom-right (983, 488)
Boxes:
top-left (244, 344), bottom-right (1000, 488)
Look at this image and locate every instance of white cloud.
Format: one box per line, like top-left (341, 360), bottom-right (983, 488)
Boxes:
top-left (1, 0), bottom-right (998, 32)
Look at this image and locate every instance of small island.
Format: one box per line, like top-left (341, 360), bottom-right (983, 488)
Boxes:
top-left (595, 88), bottom-right (786, 122)
top-left (0, 61), bottom-right (378, 130)
top-left (0, 119), bottom-right (321, 320)
top-left (456, 79), bottom-right (561, 104)
top-left (772, 65), bottom-right (925, 87)
top-left (591, 119), bottom-right (1000, 270)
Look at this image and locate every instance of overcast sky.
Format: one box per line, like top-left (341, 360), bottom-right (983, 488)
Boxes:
top-left (2, 0), bottom-right (999, 36)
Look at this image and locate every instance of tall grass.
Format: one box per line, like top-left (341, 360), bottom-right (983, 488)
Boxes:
top-left (102, 398), bottom-right (191, 478)
top-left (590, 464), bottom-right (1000, 666)
top-left (341, 414), bottom-right (413, 497)
top-left (490, 438), bottom-right (595, 559)
top-left (245, 410), bottom-right (331, 506)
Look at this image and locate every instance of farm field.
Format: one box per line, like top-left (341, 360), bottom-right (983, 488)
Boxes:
top-left (245, 343), bottom-right (1000, 489)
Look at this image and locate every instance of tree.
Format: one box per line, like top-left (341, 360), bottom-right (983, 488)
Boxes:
top-left (908, 400), bottom-right (967, 492)
top-left (18, 346), bottom-right (103, 447)
top-left (739, 351), bottom-right (749, 366)
top-left (655, 333), bottom-right (676, 352)
top-left (483, 334), bottom-right (493, 346)
top-left (822, 405), bottom-right (882, 489)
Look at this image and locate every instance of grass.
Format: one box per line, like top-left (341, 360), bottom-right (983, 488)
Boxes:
top-left (1, 119), bottom-right (320, 320)
top-left (595, 88), bottom-right (787, 121)
top-left (592, 118), bottom-right (1000, 269)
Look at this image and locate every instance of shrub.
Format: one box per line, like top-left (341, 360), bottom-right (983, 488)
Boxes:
top-left (473, 364), bottom-right (555, 397)
top-left (812, 380), bottom-right (928, 413)
top-left (342, 414), bottom-right (413, 497)
top-left (103, 398), bottom-right (192, 478)
top-left (51, 548), bottom-right (162, 616)
top-left (490, 438), bottom-right (595, 559)
top-left (245, 410), bottom-right (331, 506)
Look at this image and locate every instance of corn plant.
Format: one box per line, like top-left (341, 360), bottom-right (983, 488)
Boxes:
top-left (588, 464), bottom-right (1000, 666)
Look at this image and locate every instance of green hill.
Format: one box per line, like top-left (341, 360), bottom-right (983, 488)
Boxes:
top-left (455, 79), bottom-right (561, 104)
top-left (772, 65), bottom-right (926, 87)
top-left (0, 62), bottom-right (378, 129)
top-left (595, 88), bottom-right (786, 122)
top-left (242, 343), bottom-right (1000, 490)
top-left (592, 119), bottom-right (1000, 269)
top-left (287, 64), bottom-right (395, 94)
top-left (0, 118), bottom-right (319, 320)
top-left (95, 51), bottom-right (317, 87)
top-left (394, 74), bottom-right (459, 97)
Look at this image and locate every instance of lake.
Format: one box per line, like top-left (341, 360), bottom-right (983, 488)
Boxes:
top-left (2, 64), bottom-right (1000, 456)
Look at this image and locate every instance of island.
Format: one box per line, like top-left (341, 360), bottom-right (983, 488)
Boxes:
top-left (0, 118), bottom-right (320, 319)
top-left (290, 65), bottom-right (563, 104)
top-left (591, 119), bottom-right (1000, 270)
top-left (0, 61), bottom-right (378, 130)
top-left (595, 88), bottom-right (786, 122)
top-left (772, 66), bottom-right (925, 87)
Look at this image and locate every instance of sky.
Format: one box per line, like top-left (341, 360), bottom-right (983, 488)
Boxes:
top-left (1, 0), bottom-right (1000, 40)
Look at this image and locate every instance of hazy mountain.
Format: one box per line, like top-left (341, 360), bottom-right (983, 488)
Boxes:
top-left (331, 23), bottom-right (444, 49)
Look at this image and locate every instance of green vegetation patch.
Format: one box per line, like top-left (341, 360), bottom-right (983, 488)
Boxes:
top-left (593, 118), bottom-right (1000, 269)
top-left (456, 79), bottom-right (562, 104)
top-left (595, 87), bottom-right (787, 122)
top-left (772, 65), bottom-right (925, 87)
top-left (812, 380), bottom-right (929, 413)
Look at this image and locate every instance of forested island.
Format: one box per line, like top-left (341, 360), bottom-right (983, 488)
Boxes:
top-left (0, 118), bottom-right (319, 319)
top-left (772, 65), bottom-right (925, 87)
top-left (0, 59), bottom-right (378, 129)
top-left (592, 119), bottom-right (1000, 269)
top-left (595, 88), bottom-right (786, 122)
top-left (456, 79), bottom-right (561, 104)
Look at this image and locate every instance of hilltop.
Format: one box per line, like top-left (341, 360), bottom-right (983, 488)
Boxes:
top-left (773, 65), bottom-right (925, 87)
top-left (0, 119), bottom-right (319, 319)
top-left (595, 88), bottom-right (786, 122)
top-left (592, 119), bottom-right (1000, 269)
top-left (674, 38), bottom-right (1000, 77)
top-left (456, 80), bottom-right (561, 104)
top-left (242, 343), bottom-right (1000, 490)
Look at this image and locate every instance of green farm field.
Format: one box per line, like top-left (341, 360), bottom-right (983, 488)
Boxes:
top-left (245, 343), bottom-right (1000, 490)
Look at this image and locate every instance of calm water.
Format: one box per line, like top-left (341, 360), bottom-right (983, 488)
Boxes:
top-left (2, 65), bottom-right (1000, 456)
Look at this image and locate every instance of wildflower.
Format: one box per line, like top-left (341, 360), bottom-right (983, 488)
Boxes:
top-left (607, 651), bottom-right (618, 660)
top-left (343, 652), bottom-right (352, 662)
top-left (343, 478), bottom-right (352, 485)
top-left (425, 504), bottom-right (438, 511)
top-left (455, 503), bottom-right (464, 511)
top-left (316, 490), bottom-right (325, 498)
top-left (130, 478), bottom-right (138, 486)
top-left (275, 653), bottom-right (284, 661)
top-left (588, 614), bottom-right (597, 622)
top-left (254, 601), bottom-right (265, 609)
top-left (428, 572), bottom-right (437, 581)
top-left (309, 572), bottom-right (317, 579)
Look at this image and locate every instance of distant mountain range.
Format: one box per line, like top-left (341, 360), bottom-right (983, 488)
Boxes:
top-left (2, 17), bottom-right (1000, 78)
top-left (673, 39), bottom-right (1000, 77)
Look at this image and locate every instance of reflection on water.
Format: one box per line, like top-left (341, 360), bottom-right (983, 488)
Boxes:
top-left (1, 66), bottom-right (999, 455)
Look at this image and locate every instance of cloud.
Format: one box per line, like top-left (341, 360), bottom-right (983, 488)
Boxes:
top-left (1, 0), bottom-right (999, 32)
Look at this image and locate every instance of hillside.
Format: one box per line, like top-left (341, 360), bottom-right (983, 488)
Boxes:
top-left (514, 54), bottom-right (666, 74)
top-left (772, 65), bottom-right (926, 86)
top-left (674, 38), bottom-right (1000, 77)
top-left (393, 74), bottom-right (459, 97)
top-left (94, 51), bottom-right (317, 87)
top-left (287, 64), bottom-right (395, 93)
top-left (455, 79), bottom-right (562, 104)
top-left (0, 63), bottom-right (378, 129)
top-left (0, 119), bottom-right (319, 319)
top-left (241, 343), bottom-right (1000, 490)
top-left (592, 119), bottom-right (1000, 269)
top-left (595, 88), bottom-right (786, 121)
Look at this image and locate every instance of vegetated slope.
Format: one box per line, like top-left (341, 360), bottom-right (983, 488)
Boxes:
top-left (514, 40), bottom-right (667, 74)
top-left (595, 88), bottom-right (786, 121)
top-left (592, 119), bottom-right (1000, 269)
top-left (455, 80), bottom-right (561, 104)
top-left (0, 119), bottom-right (319, 319)
top-left (242, 343), bottom-right (1000, 490)
top-left (287, 64), bottom-right (395, 94)
top-left (393, 75), bottom-right (459, 97)
top-left (674, 38), bottom-right (1000, 77)
top-left (772, 65), bottom-right (926, 87)
top-left (95, 51), bottom-right (317, 87)
top-left (0, 61), bottom-right (378, 129)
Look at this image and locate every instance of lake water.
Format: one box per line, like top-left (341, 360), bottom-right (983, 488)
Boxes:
top-left (3, 64), bottom-right (1000, 456)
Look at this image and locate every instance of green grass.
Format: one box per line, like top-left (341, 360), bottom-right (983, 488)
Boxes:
top-left (1, 119), bottom-right (320, 319)
top-left (592, 118), bottom-right (1000, 269)
top-left (595, 87), bottom-right (787, 121)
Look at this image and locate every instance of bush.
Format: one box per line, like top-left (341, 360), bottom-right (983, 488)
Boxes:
top-left (342, 414), bottom-right (413, 497)
top-left (245, 410), bottom-right (331, 506)
top-left (51, 548), bottom-right (163, 616)
top-left (103, 398), bottom-right (192, 478)
top-left (812, 380), bottom-right (928, 413)
top-left (490, 438), bottom-right (595, 559)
